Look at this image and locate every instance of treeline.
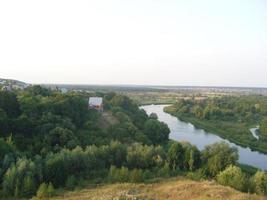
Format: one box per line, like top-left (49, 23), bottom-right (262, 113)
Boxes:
top-left (0, 86), bottom-right (170, 154)
top-left (2, 139), bottom-right (267, 198)
top-left (165, 96), bottom-right (267, 153)
top-left (0, 86), bottom-right (170, 198)
top-left (0, 87), bottom-right (267, 198)
top-left (169, 96), bottom-right (267, 124)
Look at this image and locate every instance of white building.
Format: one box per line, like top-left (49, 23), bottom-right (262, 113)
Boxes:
top-left (88, 97), bottom-right (103, 111)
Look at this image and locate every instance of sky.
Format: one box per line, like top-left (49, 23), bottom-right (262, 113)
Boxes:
top-left (0, 0), bottom-right (267, 87)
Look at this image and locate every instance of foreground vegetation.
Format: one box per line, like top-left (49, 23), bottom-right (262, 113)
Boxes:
top-left (0, 87), bottom-right (266, 199)
top-left (49, 178), bottom-right (263, 200)
top-left (165, 96), bottom-right (267, 153)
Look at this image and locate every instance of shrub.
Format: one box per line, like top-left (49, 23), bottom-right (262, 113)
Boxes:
top-left (253, 171), bottom-right (267, 195)
top-left (129, 169), bottom-right (143, 183)
top-left (47, 182), bottom-right (55, 197)
top-left (201, 142), bottom-right (238, 177)
top-left (65, 175), bottom-right (76, 190)
top-left (2, 158), bottom-right (39, 197)
top-left (216, 165), bottom-right (247, 192)
top-left (36, 183), bottom-right (48, 199)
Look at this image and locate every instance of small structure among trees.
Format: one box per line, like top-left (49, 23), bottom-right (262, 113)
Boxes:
top-left (89, 97), bottom-right (103, 111)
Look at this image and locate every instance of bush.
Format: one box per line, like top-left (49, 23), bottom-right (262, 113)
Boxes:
top-left (201, 142), bottom-right (238, 177)
top-left (157, 163), bottom-right (171, 178)
top-left (216, 165), bottom-right (247, 192)
top-left (2, 158), bottom-right (39, 197)
top-left (36, 183), bottom-right (48, 199)
top-left (47, 182), bottom-right (55, 197)
top-left (167, 142), bottom-right (184, 170)
top-left (36, 182), bottom-right (54, 199)
top-left (253, 171), bottom-right (267, 195)
top-left (129, 169), bottom-right (143, 183)
top-left (65, 175), bottom-right (77, 190)
top-left (186, 169), bottom-right (206, 181)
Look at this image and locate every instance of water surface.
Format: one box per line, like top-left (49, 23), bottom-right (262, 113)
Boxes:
top-left (141, 104), bottom-right (267, 170)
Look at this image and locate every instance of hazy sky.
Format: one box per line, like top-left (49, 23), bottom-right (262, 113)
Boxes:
top-left (0, 0), bottom-right (267, 87)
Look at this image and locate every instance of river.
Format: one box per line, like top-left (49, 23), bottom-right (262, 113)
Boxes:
top-left (140, 104), bottom-right (267, 170)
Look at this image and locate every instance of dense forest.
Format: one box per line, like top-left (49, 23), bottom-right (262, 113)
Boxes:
top-left (0, 87), bottom-right (267, 199)
top-left (165, 96), bottom-right (267, 153)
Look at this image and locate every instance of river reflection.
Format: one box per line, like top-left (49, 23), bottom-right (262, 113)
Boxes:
top-left (141, 104), bottom-right (267, 170)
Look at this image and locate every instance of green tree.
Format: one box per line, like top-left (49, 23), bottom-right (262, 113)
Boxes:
top-left (36, 183), bottom-right (48, 199)
top-left (253, 171), bottom-right (267, 195)
top-left (109, 141), bottom-right (127, 167)
top-left (2, 158), bottom-right (38, 197)
top-left (22, 175), bottom-right (36, 197)
top-left (45, 127), bottom-right (79, 150)
top-left (167, 142), bottom-right (184, 170)
top-left (217, 165), bottom-right (246, 192)
top-left (47, 182), bottom-right (55, 197)
top-left (201, 142), bottom-right (238, 177)
top-left (144, 119), bottom-right (170, 145)
top-left (129, 169), bottom-right (143, 183)
top-left (260, 118), bottom-right (267, 135)
top-left (188, 146), bottom-right (201, 171)
top-left (65, 175), bottom-right (76, 190)
top-left (193, 106), bottom-right (203, 119)
top-left (0, 138), bottom-right (14, 161)
top-left (0, 108), bottom-right (8, 135)
top-left (0, 91), bottom-right (21, 117)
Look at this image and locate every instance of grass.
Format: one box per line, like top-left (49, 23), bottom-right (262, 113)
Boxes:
top-left (48, 177), bottom-right (264, 200)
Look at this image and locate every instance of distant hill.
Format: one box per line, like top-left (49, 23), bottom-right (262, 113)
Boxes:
top-left (0, 78), bottom-right (29, 90)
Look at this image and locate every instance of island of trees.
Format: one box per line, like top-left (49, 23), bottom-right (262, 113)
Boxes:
top-left (0, 87), bottom-right (266, 199)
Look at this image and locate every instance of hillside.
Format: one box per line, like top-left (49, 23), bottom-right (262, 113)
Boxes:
top-left (0, 78), bottom-right (29, 90)
top-left (49, 178), bottom-right (264, 200)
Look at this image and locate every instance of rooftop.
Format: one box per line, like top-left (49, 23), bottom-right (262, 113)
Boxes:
top-left (89, 97), bottom-right (103, 105)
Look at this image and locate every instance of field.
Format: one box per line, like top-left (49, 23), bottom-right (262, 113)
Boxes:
top-left (50, 178), bottom-right (264, 200)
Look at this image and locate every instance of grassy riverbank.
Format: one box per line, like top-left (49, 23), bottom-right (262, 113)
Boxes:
top-left (164, 106), bottom-right (267, 154)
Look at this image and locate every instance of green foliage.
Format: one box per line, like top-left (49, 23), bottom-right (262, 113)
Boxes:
top-left (144, 119), bottom-right (170, 145)
top-left (2, 158), bottom-right (38, 197)
top-left (260, 118), bottom-right (267, 135)
top-left (217, 165), bottom-right (247, 192)
top-left (167, 142), bottom-right (184, 170)
top-left (252, 171), bottom-right (267, 195)
top-left (108, 166), bottom-right (143, 183)
top-left (47, 182), bottom-right (55, 197)
top-left (109, 141), bottom-right (127, 167)
top-left (36, 183), bottom-right (48, 199)
top-left (201, 142), bottom-right (238, 177)
top-left (129, 169), bottom-right (143, 183)
top-left (1, 87), bottom-right (266, 198)
top-left (65, 175), bottom-right (77, 190)
top-left (45, 127), bottom-right (79, 150)
top-left (108, 166), bottom-right (129, 183)
top-left (182, 143), bottom-right (201, 171)
top-left (36, 182), bottom-right (55, 199)
top-left (0, 138), bottom-right (14, 161)
top-left (166, 96), bottom-right (267, 153)
top-left (126, 143), bottom-right (165, 169)
top-left (0, 91), bottom-right (21, 118)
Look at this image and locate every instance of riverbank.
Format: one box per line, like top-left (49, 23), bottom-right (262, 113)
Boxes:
top-left (164, 106), bottom-right (267, 154)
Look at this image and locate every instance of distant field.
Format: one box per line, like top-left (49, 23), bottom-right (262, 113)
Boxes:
top-left (50, 178), bottom-right (264, 200)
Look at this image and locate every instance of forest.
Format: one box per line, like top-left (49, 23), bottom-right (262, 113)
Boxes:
top-left (0, 87), bottom-right (267, 199)
top-left (165, 95), bottom-right (267, 153)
